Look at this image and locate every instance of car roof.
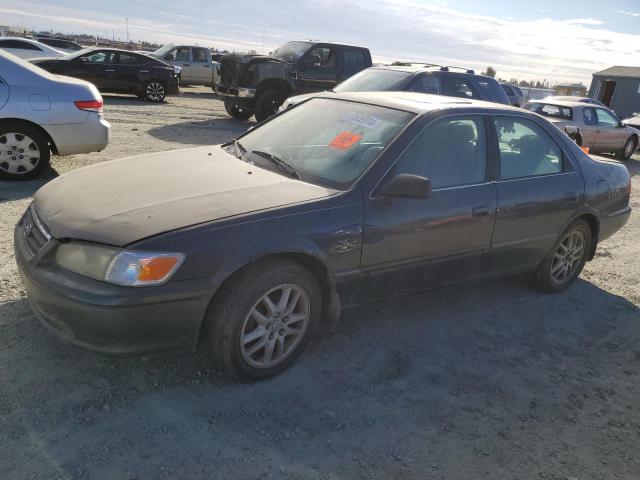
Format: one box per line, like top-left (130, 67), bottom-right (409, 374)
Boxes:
top-left (314, 91), bottom-right (521, 114)
top-left (528, 99), bottom-right (584, 108)
top-left (369, 65), bottom-right (487, 76)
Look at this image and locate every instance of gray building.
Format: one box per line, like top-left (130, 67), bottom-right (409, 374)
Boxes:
top-left (589, 66), bottom-right (640, 119)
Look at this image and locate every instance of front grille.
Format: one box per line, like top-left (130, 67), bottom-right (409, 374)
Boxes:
top-left (20, 204), bottom-right (51, 256)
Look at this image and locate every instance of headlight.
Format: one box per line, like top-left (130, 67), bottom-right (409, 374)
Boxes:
top-left (55, 242), bottom-right (185, 287)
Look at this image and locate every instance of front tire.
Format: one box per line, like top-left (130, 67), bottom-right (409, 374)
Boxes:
top-left (532, 219), bottom-right (591, 293)
top-left (0, 122), bottom-right (50, 180)
top-left (144, 80), bottom-right (166, 102)
top-left (224, 98), bottom-right (253, 120)
top-left (617, 137), bottom-right (637, 161)
top-left (254, 90), bottom-right (286, 123)
top-left (205, 259), bottom-right (322, 381)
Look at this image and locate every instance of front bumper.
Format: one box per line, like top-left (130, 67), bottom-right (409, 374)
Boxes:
top-left (214, 83), bottom-right (256, 99)
top-left (44, 114), bottom-right (110, 156)
top-left (14, 210), bottom-right (211, 355)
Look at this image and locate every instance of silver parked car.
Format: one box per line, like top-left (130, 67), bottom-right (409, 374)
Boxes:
top-left (0, 51), bottom-right (110, 180)
top-left (524, 99), bottom-right (638, 160)
top-left (0, 37), bottom-right (65, 60)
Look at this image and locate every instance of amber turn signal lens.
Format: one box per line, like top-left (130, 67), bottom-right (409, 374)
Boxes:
top-left (138, 256), bottom-right (180, 282)
top-left (580, 146), bottom-right (590, 154)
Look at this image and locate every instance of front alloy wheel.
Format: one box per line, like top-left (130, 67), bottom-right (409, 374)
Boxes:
top-left (205, 259), bottom-right (321, 381)
top-left (145, 81), bottom-right (166, 102)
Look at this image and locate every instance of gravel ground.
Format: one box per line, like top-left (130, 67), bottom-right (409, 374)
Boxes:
top-left (1, 87), bottom-right (639, 480)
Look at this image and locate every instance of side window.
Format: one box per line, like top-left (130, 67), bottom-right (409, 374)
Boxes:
top-left (595, 108), bottom-right (619, 127)
top-left (443, 76), bottom-right (477, 99)
top-left (166, 47), bottom-right (189, 62)
top-left (408, 75), bottom-right (442, 95)
top-left (494, 117), bottom-right (563, 180)
top-left (192, 48), bottom-right (208, 62)
top-left (502, 85), bottom-right (514, 95)
top-left (475, 79), bottom-right (505, 102)
top-left (342, 49), bottom-right (366, 72)
top-left (583, 108), bottom-right (596, 126)
top-left (513, 86), bottom-right (523, 96)
top-left (394, 116), bottom-right (487, 189)
top-left (112, 53), bottom-right (143, 65)
top-left (308, 47), bottom-right (336, 68)
top-left (83, 51), bottom-right (110, 64)
top-left (0, 40), bottom-right (41, 50)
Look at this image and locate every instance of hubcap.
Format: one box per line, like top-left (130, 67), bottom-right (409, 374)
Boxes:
top-left (0, 132), bottom-right (40, 175)
top-left (551, 231), bottom-right (585, 284)
top-left (146, 82), bottom-right (165, 101)
top-left (240, 284), bottom-right (310, 369)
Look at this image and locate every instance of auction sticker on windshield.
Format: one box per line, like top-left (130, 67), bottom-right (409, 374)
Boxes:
top-left (342, 112), bottom-right (381, 129)
top-left (329, 131), bottom-right (363, 150)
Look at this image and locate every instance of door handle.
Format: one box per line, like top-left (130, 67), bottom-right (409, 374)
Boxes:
top-left (472, 205), bottom-right (491, 217)
top-left (564, 192), bottom-right (578, 202)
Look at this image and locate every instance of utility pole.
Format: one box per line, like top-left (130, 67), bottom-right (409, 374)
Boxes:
top-left (261, 26), bottom-right (266, 54)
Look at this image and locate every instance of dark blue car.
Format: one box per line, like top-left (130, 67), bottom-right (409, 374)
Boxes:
top-left (15, 92), bottom-right (631, 380)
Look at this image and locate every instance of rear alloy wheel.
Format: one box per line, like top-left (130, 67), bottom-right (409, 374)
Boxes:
top-left (617, 137), bottom-right (637, 161)
top-left (0, 123), bottom-right (50, 180)
top-left (224, 98), bottom-right (253, 120)
top-left (205, 259), bottom-right (321, 381)
top-left (533, 219), bottom-right (591, 293)
top-left (254, 90), bottom-right (286, 123)
top-left (144, 81), bottom-right (166, 102)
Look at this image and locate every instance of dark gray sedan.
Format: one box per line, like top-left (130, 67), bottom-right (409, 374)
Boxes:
top-left (15, 92), bottom-right (631, 380)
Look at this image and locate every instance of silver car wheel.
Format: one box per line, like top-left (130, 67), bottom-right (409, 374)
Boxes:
top-left (240, 283), bottom-right (311, 369)
top-left (623, 139), bottom-right (635, 158)
top-left (0, 132), bottom-right (40, 175)
top-left (550, 231), bottom-right (585, 284)
top-left (146, 82), bottom-right (165, 102)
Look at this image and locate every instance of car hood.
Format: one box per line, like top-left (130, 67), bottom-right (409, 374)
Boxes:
top-left (33, 146), bottom-right (337, 246)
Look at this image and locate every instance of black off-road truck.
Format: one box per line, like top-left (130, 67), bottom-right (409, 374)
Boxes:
top-left (214, 41), bottom-right (372, 122)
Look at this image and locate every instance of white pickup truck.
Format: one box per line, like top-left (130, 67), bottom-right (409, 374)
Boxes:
top-left (149, 45), bottom-right (219, 87)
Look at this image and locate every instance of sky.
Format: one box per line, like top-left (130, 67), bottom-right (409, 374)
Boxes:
top-left (1, 0), bottom-right (639, 85)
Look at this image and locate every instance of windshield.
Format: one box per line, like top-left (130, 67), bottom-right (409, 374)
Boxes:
top-left (150, 45), bottom-right (174, 58)
top-left (271, 41), bottom-right (312, 62)
top-left (232, 98), bottom-right (415, 188)
top-left (525, 102), bottom-right (573, 120)
top-left (334, 68), bottom-right (412, 93)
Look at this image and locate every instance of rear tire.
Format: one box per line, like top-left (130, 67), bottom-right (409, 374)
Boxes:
top-left (0, 122), bottom-right (50, 180)
top-left (224, 98), bottom-right (253, 120)
top-left (616, 137), bottom-right (637, 161)
top-left (254, 90), bottom-right (286, 123)
top-left (532, 219), bottom-right (591, 293)
top-left (144, 80), bottom-right (166, 102)
top-left (205, 259), bottom-right (322, 381)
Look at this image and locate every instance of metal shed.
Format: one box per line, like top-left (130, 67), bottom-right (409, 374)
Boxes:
top-left (589, 66), bottom-right (640, 118)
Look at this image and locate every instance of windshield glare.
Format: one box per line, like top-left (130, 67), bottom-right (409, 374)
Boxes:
top-left (271, 41), bottom-right (312, 62)
top-left (151, 45), bottom-right (173, 58)
top-left (525, 102), bottom-right (573, 120)
top-left (334, 68), bottom-right (412, 93)
top-left (234, 98), bottom-right (414, 188)
top-left (61, 48), bottom-right (94, 60)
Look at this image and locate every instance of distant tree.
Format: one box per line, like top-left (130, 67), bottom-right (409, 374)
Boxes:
top-left (483, 66), bottom-right (497, 78)
top-left (391, 61), bottom-right (411, 66)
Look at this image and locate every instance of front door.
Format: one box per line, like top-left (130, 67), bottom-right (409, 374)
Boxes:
top-left (298, 45), bottom-right (340, 93)
top-left (163, 47), bottom-right (193, 83)
top-left (73, 50), bottom-right (113, 89)
top-left (361, 114), bottom-right (497, 301)
top-left (593, 107), bottom-right (626, 153)
top-left (490, 115), bottom-right (584, 273)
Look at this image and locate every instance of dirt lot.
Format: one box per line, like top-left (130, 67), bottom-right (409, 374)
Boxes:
top-left (1, 86), bottom-right (639, 480)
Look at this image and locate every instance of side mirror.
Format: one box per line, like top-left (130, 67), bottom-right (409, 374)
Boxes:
top-left (564, 125), bottom-right (580, 139)
top-left (378, 173), bottom-right (431, 199)
top-left (617, 121), bottom-right (624, 128)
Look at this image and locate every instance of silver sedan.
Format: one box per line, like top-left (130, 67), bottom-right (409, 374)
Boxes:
top-left (524, 100), bottom-right (638, 160)
top-left (0, 51), bottom-right (110, 180)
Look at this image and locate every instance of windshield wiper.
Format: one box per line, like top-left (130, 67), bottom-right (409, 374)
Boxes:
top-left (251, 150), bottom-right (300, 179)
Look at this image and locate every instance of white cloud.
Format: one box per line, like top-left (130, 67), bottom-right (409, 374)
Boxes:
top-left (1, 1), bottom-right (638, 85)
top-left (616, 10), bottom-right (640, 17)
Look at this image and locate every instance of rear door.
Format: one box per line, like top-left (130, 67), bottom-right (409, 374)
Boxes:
top-left (361, 114), bottom-right (497, 300)
top-left (579, 107), bottom-right (598, 149)
top-left (594, 107), bottom-right (626, 152)
top-left (190, 47), bottom-right (212, 85)
top-left (107, 52), bottom-right (145, 92)
top-left (490, 115), bottom-right (584, 273)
